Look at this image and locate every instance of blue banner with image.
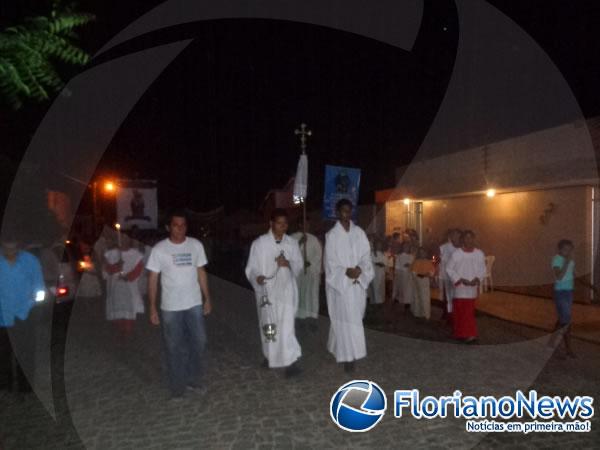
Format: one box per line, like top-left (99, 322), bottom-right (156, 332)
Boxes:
top-left (322, 165), bottom-right (361, 220)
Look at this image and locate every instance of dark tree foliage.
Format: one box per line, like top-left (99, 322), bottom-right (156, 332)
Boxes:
top-left (0, 2), bottom-right (94, 109)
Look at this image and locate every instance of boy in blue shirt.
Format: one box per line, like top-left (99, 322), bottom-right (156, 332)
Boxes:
top-left (551, 239), bottom-right (576, 358)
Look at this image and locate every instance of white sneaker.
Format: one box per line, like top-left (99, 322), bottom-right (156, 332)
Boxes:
top-left (186, 385), bottom-right (208, 395)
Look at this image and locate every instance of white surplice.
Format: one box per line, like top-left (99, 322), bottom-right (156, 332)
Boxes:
top-left (445, 248), bottom-right (486, 300)
top-left (245, 230), bottom-right (303, 368)
top-left (325, 221), bottom-right (374, 363)
top-left (104, 248), bottom-right (145, 320)
top-left (369, 250), bottom-right (386, 305)
top-left (393, 252), bottom-right (415, 304)
top-left (290, 232), bottom-right (323, 319)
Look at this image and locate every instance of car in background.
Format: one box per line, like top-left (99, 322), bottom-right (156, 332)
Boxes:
top-left (26, 242), bottom-right (79, 305)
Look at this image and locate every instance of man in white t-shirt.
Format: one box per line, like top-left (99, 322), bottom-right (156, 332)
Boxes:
top-left (147, 210), bottom-right (213, 399)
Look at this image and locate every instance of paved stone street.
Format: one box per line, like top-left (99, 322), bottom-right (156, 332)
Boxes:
top-left (1, 275), bottom-right (599, 449)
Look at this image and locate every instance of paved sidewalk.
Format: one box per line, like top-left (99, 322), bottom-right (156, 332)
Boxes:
top-left (432, 288), bottom-right (600, 343)
top-left (1, 275), bottom-right (599, 449)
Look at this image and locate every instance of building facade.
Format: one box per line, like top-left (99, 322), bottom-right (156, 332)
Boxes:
top-left (377, 119), bottom-right (600, 303)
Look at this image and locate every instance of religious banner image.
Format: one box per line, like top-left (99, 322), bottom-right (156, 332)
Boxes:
top-left (322, 165), bottom-right (361, 220)
top-left (116, 179), bottom-right (158, 230)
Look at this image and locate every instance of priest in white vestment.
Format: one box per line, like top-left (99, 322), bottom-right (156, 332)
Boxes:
top-left (325, 199), bottom-right (374, 373)
top-left (245, 209), bottom-right (304, 377)
top-left (291, 219), bottom-right (323, 321)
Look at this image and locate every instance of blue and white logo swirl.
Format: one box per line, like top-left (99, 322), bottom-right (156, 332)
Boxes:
top-left (330, 380), bottom-right (387, 432)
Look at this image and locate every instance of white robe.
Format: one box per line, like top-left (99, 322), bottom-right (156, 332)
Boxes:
top-left (138, 245), bottom-right (152, 297)
top-left (412, 275), bottom-right (431, 319)
top-left (104, 248), bottom-right (145, 320)
top-left (291, 232), bottom-right (323, 319)
top-left (446, 248), bottom-right (486, 299)
top-left (245, 231), bottom-right (303, 368)
top-left (440, 241), bottom-right (460, 312)
top-left (325, 221), bottom-right (374, 363)
top-left (369, 250), bottom-right (386, 304)
top-left (393, 253), bottom-right (415, 304)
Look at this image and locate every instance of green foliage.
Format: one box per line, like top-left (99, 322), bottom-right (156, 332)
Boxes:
top-left (0, 10), bottom-right (95, 109)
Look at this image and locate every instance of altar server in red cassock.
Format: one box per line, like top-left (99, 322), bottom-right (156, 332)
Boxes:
top-left (445, 230), bottom-right (486, 342)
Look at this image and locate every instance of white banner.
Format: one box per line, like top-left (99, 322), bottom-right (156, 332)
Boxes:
top-left (293, 153), bottom-right (308, 203)
top-left (116, 180), bottom-right (158, 230)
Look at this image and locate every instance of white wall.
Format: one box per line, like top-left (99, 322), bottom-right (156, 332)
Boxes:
top-left (386, 186), bottom-right (594, 302)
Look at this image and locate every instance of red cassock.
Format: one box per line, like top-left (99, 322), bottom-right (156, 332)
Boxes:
top-left (452, 298), bottom-right (477, 339)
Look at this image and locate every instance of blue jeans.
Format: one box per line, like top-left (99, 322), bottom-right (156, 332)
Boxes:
top-left (161, 305), bottom-right (207, 396)
top-left (554, 290), bottom-right (573, 326)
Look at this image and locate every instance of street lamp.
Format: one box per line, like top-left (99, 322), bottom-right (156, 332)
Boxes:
top-left (104, 181), bottom-right (116, 193)
top-left (92, 179), bottom-right (118, 232)
top-left (486, 188), bottom-right (496, 198)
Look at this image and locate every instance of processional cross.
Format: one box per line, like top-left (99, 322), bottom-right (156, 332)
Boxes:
top-left (294, 123), bottom-right (312, 154)
top-left (294, 123), bottom-right (312, 273)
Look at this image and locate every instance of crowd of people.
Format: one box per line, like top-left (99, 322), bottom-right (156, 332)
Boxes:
top-left (0, 202), bottom-right (585, 399)
top-left (365, 227), bottom-right (485, 343)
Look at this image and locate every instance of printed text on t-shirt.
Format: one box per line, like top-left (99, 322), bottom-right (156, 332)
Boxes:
top-left (172, 253), bottom-right (193, 266)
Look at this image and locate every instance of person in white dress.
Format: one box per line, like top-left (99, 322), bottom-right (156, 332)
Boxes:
top-left (130, 228), bottom-right (152, 299)
top-left (290, 219), bottom-right (323, 325)
top-left (245, 209), bottom-right (304, 378)
top-left (325, 199), bottom-right (374, 373)
top-left (103, 234), bottom-right (145, 337)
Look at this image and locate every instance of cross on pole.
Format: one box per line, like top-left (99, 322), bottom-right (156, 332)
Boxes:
top-left (294, 123), bottom-right (312, 273)
top-left (294, 123), bottom-right (312, 154)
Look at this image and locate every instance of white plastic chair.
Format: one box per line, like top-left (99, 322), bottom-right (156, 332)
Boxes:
top-left (481, 255), bottom-right (495, 294)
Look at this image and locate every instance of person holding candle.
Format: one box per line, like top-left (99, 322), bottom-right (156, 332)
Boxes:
top-left (103, 233), bottom-right (145, 338)
top-left (410, 247), bottom-right (435, 320)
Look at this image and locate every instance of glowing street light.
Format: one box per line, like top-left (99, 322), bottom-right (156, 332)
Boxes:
top-left (403, 198), bottom-right (411, 206)
top-left (486, 188), bottom-right (496, 198)
top-left (104, 181), bottom-right (116, 193)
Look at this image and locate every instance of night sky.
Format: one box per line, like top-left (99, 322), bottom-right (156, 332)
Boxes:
top-left (2, 0), bottom-right (600, 215)
top-left (94, 1), bottom-right (458, 212)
